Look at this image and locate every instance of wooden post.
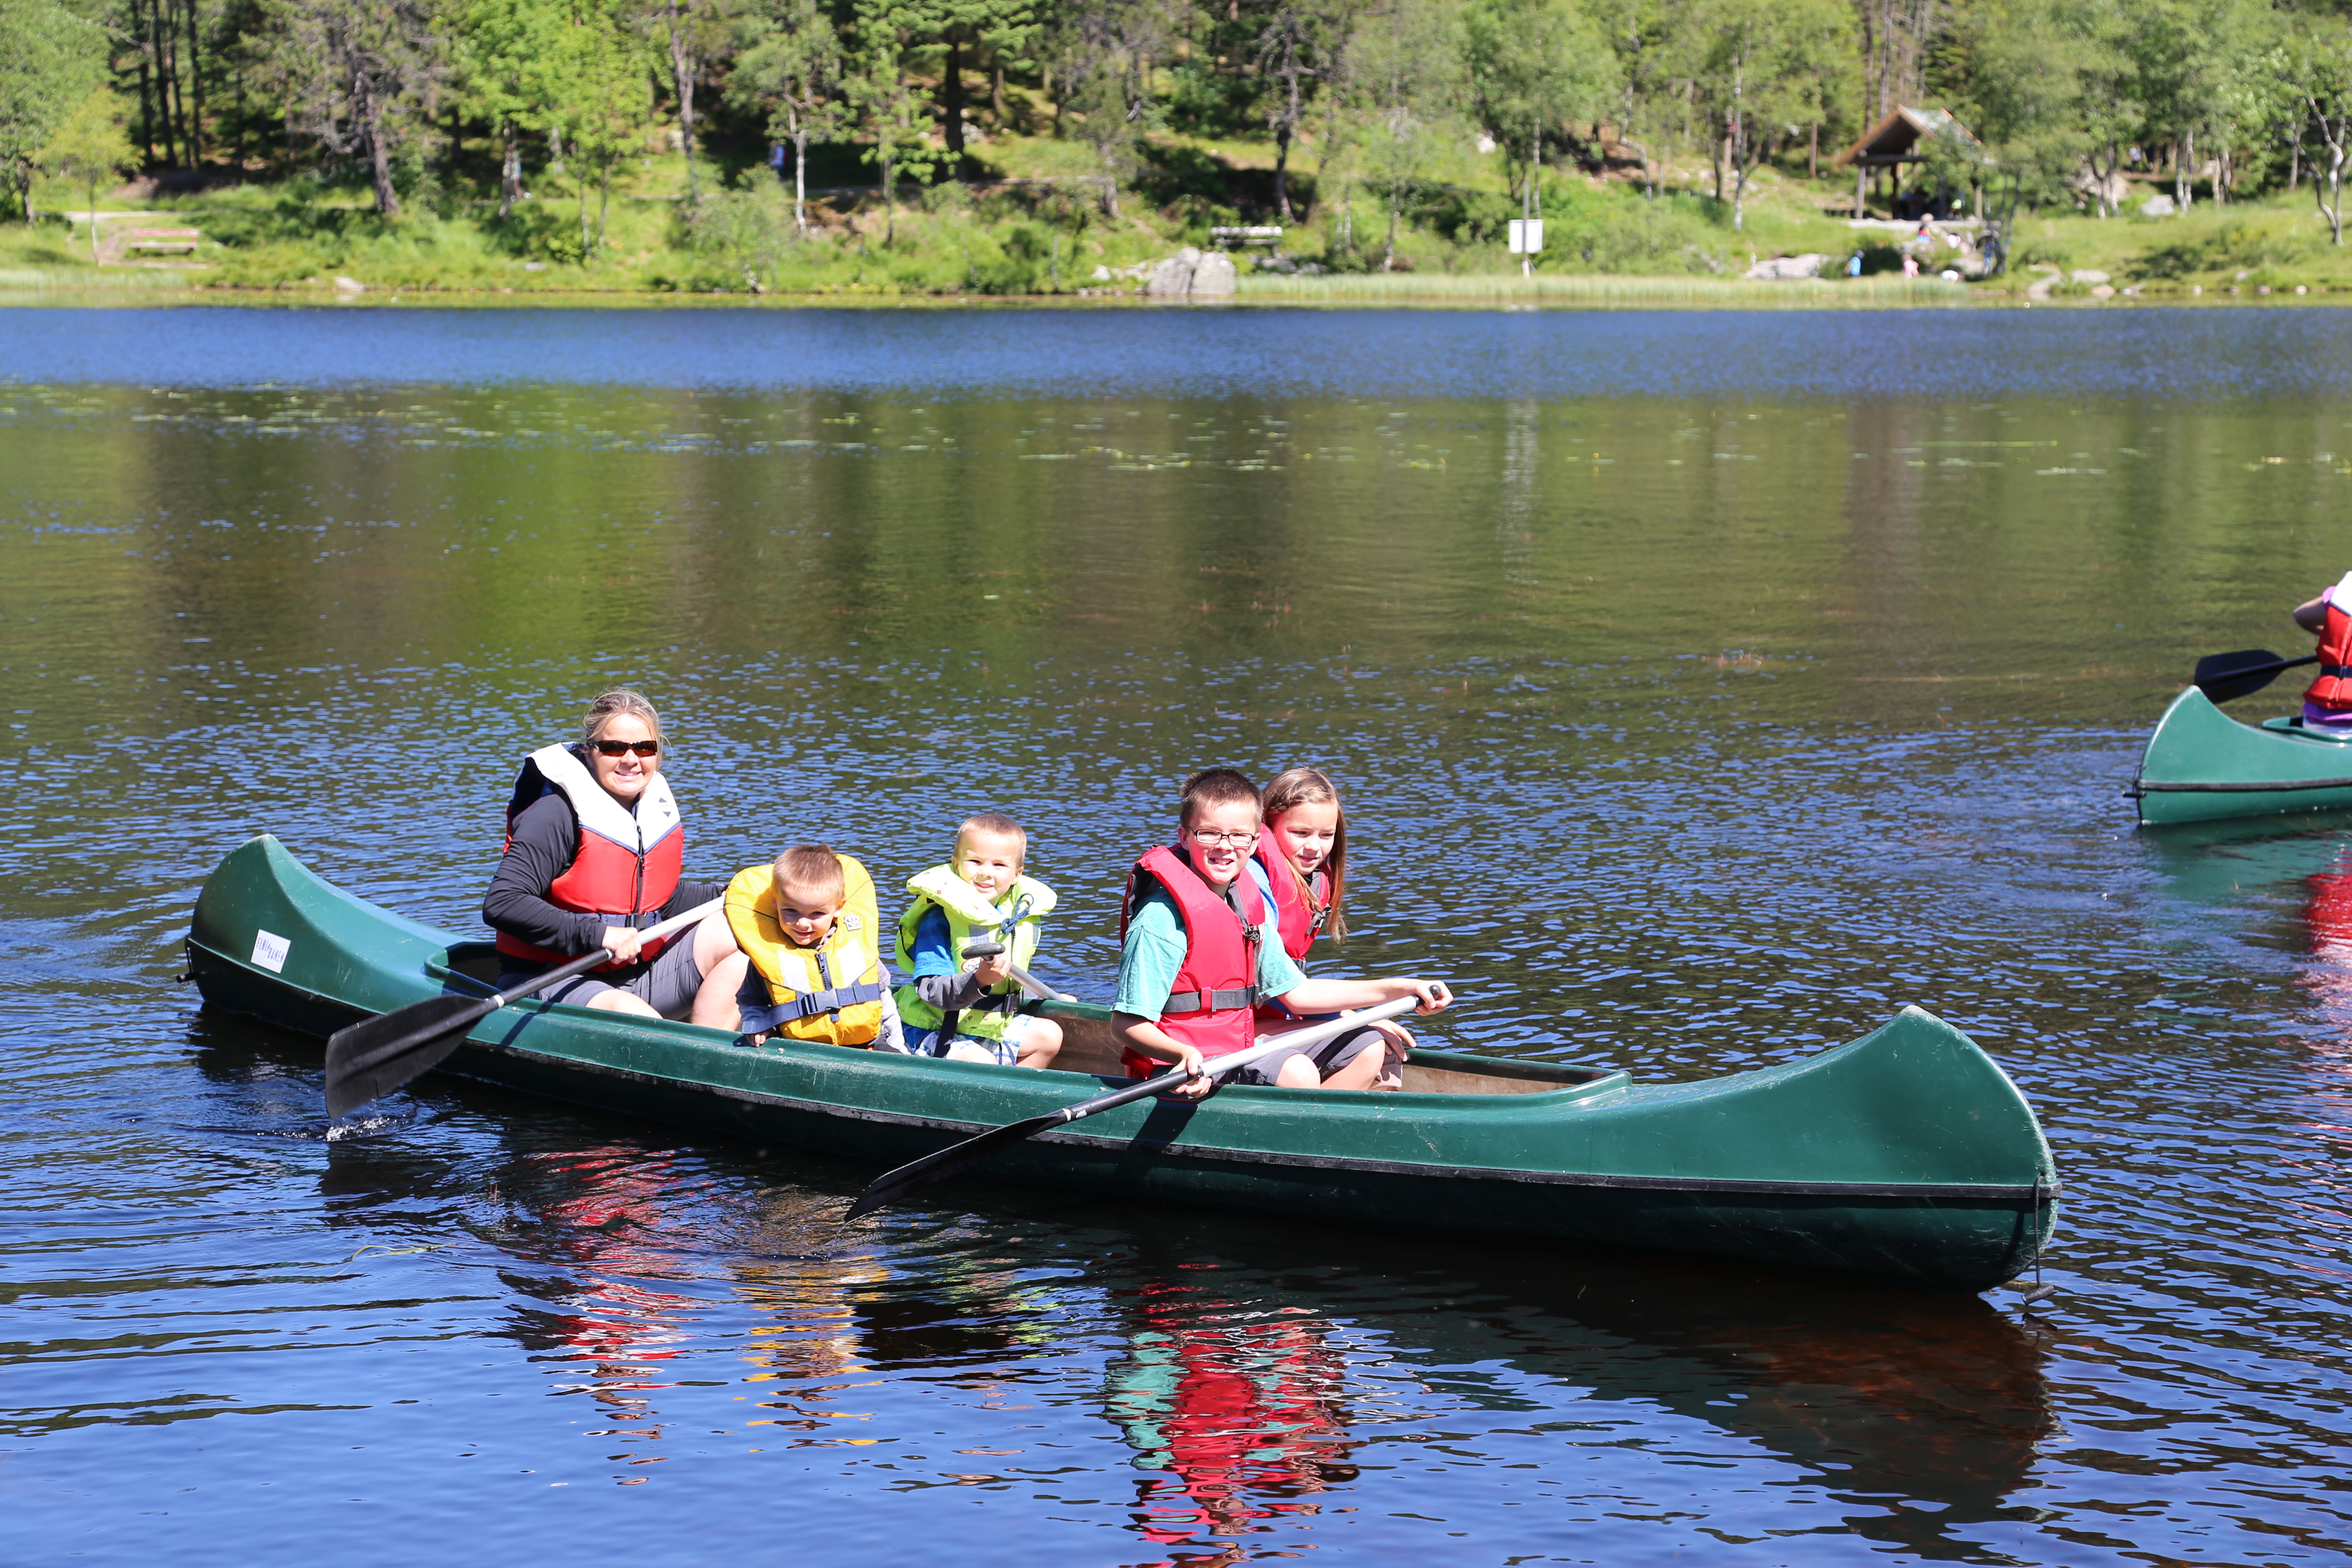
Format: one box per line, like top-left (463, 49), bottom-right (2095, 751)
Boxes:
top-left (1853, 160), bottom-right (1865, 218)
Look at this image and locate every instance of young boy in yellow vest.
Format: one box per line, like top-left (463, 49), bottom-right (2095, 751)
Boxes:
top-left (894, 813), bottom-right (1064, 1069)
top-left (727, 843), bottom-right (906, 1050)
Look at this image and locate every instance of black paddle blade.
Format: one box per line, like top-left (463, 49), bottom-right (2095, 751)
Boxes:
top-left (323, 993), bottom-right (496, 1117)
top-left (2193, 648), bottom-right (2308, 704)
top-left (842, 1111), bottom-right (1066, 1221)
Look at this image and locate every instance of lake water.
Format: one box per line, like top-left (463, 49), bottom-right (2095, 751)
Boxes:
top-left (4, 303), bottom-right (2349, 1566)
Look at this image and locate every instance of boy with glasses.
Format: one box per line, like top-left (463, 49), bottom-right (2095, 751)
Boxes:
top-left (1113, 768), bottom-right (1449, 1096)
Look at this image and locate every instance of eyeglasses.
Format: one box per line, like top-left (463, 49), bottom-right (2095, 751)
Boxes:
top-left (591, 739), bottom-right (660, 757)
top-left (1187, 827), bottom-right (1259, 848)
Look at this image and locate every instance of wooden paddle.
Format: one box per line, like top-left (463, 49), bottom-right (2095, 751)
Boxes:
top-left (843, 994), bottom-right (1423, 1222)
top-left (2194, 648), bottom-right (2318, 704)
top-left (323, 897), bottom-right (722, 1118)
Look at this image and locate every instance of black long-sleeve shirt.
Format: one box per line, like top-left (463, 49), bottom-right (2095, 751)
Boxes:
top-left (482, 792), bottom-right (725, 963)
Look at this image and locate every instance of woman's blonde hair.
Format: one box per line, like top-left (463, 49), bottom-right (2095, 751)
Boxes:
top-left (1260, 766), bottom-right (1346, 939)
top-left (581, 689), bottom-right (665, 750)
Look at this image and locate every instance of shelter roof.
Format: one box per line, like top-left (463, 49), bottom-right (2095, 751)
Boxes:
top-left (1831, 107), bottom-right (1981, 168)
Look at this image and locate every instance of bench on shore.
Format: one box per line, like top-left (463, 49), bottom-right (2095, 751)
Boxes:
top-left (97, 226), bottom-right (201, 265)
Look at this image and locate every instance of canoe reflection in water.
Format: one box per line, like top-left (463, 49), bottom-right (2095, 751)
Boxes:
top-left (1106, 1282), bottom-right (1358, 1547)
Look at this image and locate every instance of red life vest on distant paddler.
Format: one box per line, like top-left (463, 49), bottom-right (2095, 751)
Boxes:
top-left (1252, 838), bottom-right (1327, 963)
top-left (2310, 573), bottom-right (2352, 714)
top-left (493, 743), bottom-right (685, 970)
top-left (1119, 845), bottom-right (1267, 1078)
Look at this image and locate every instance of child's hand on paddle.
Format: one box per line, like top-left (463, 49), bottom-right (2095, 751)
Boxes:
top-left (969, 952), bottom-right (1012, 988)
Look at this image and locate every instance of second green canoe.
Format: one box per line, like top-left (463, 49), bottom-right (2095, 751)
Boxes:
top-left (2135, 686), bottom-right (2352, 825)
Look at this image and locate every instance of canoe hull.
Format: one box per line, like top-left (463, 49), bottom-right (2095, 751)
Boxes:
top-left (188, 836), bottom-right (2058, 1293)
top-left (2136, 686), bottom-right (2352, 825)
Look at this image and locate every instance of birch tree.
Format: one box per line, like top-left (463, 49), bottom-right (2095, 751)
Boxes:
top-left (730, 0), bottom-right (844, 234)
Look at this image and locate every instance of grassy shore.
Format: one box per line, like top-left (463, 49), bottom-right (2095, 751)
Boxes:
top-left (11, 130), bottom-right (2352, 307)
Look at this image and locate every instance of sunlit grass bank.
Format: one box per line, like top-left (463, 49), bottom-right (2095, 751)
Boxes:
top-left (1234, 273), bottom-right (1969, 306)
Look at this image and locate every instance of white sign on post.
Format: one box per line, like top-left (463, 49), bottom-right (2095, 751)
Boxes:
top-left (1507, 219), bottom-right (1545, 255)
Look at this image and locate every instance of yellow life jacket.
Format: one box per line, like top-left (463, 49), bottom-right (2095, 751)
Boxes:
top-left (891, 866), bottom-right (1057, 1041)
top-left (726, 854), bottom-right (888, 1046)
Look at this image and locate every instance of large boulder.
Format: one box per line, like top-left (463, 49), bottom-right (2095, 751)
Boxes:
top-left (1144, 247), bottom-right (1202, 295)
top-left (1744, 253), bottom-right (1825, 280)
top-left (1190, 250), bottom-right (1237, 295)
top-left (2140, 193), bottom-right (2177, 217)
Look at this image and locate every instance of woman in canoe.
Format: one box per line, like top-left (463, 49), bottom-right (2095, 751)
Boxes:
top-left (2294, 574), bottom-right (2352, 730)
top-left (1250, 768), bottom-right (1413, 1090)
top-left (483, 689), bottom-right (747, 1026)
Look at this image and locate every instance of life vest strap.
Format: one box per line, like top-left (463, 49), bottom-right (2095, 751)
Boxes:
top-left (1165, 985), bottom-right (1259, 1014)
top-left (2324, 665), bottom-right (2352, 678)
top-left (741, 978), bottom-right (888, 1033)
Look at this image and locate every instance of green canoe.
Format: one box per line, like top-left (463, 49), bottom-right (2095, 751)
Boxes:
top-left (2135, 686), bottom-right (2352, 825)
top-left (185, 835), bottom-right (2058, 1294)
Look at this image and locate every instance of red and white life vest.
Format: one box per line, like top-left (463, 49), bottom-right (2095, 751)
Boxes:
top-left (1119, 845), bottom-right (1267, 1078)
top-left (1252, 838), bottom-right (1327, 963)
top-left (2310, 570), bottom-right (2352, 713)
top-left (493, 743), bottom-right (684, 969)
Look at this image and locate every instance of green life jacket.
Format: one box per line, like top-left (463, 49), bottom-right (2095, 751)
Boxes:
top-left (892, 865), bottom-right (1057, 1041)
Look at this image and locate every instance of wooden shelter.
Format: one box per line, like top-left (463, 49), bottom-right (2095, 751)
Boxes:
top-left (1831, 107), bottom-right (1983, 219)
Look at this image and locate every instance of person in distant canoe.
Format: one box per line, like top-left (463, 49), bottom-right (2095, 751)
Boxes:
top-left (2293, 575), bottom-right (2352, 729)
top-left (1113, 767), bottom-right (1449, 1097)
top-left (483, 689), bottom-right (747, 1025)
top-left (1248, 768), bottom-right (1413, 1090)
top-left (892, 814), bottom-right (1065, 1069)
top-left (728, 843), bottom-right (905, 1050)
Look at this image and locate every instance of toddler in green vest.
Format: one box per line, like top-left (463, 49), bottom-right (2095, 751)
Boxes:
top-left (892, 813), bottom-right (1065, 1069)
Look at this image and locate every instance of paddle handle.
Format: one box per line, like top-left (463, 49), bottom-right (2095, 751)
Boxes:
top-left (959, 940), bottom-right (1078, 1004)
top-left (1054, 995), bottom-right (1424, 1128)
top-left (493, 897), bottom-right (723, 1007)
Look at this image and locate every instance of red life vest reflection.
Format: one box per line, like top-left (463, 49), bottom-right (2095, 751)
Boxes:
top-left (2309, 869), bottom-right (2352, 965)
top-left (1106, 1282), bottom-right (1357, 1548)
top-left (514, 1147), bottom-right (701, 1430)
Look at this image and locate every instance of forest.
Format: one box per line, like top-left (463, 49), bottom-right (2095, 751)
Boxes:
top-left (0, 0), bottom-right (2344, 295)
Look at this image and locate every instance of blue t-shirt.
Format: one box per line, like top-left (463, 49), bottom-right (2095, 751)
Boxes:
top-left (909, 907), bottom-right (959, 977)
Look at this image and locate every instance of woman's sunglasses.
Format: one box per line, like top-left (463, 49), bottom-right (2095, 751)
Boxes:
top-left (591, 739), bottom-right (660, 757)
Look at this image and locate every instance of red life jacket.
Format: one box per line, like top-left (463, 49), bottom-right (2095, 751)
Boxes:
top-left (2310, 580), bottom-right (2352, 712)
top-left (1251, 839), bottom-right (1326, 963)
top-left (493, 744), bottom-right (685, 970)
top-left (1118, 845), bottom-right (1267, 1078)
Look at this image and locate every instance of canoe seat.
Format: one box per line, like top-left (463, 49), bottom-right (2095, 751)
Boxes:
top-left (2261, 717), bottom-right (2352, 744)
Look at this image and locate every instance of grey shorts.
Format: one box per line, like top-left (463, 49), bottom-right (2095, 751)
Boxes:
top-left (503, 934), bottom-right (707, 1020)
top-left (1227, 1025), bottom-right (1397, 1087)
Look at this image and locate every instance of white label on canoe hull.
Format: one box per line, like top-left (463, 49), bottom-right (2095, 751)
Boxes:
top-left (251, 930), bottom-right (291, 973)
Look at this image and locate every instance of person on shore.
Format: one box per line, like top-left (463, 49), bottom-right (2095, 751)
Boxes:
top-left (892, 814), bottom-right (1064, 1069)
top-left (1113, 768), bottom-right (1449, 1097)
top-left (483, 689), bottom-right (746, 1026)
top-left (729, 844), bottom-right (905, 1049)
top-left (2293, 573), bottom-right (2352, 729)
top-left (1251, 768), bottom-right (1413, 1090)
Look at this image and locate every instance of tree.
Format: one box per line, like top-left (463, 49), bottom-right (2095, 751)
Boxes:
top-left (2288, 16), bottom-right (2352, 245)
top-left (549, 0), bottom-right (648, 255)
top-left (730, 0), bottom-right (845, 235)
top-left (924, 0), bottom-right (1039, 164)
top-left (454, 0), bottom-right (570, 217)
top-left (1046, 0), bottom-right (1167, 217)
top-left (659, 0), bottom-right (731, 201)
top-left (1340, 0), bottom-right (1460, 268)
top-left (264, 0), bottom-right (443, 216)
top-left (1589, 0), bottom-right (1673, 199)
top-left (1253, 0), bottom-right (1343, 223)
top-left (847, 0), bottom-right (944, 240)
top-left (1680, 0), bottom-right (1848, 231)
top-left (38, 88), bottom-right (136, 256)
top-left (1461, 0), bottom-right (1617, 233)
top-left (0, 0), bottom-right (105, 222)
